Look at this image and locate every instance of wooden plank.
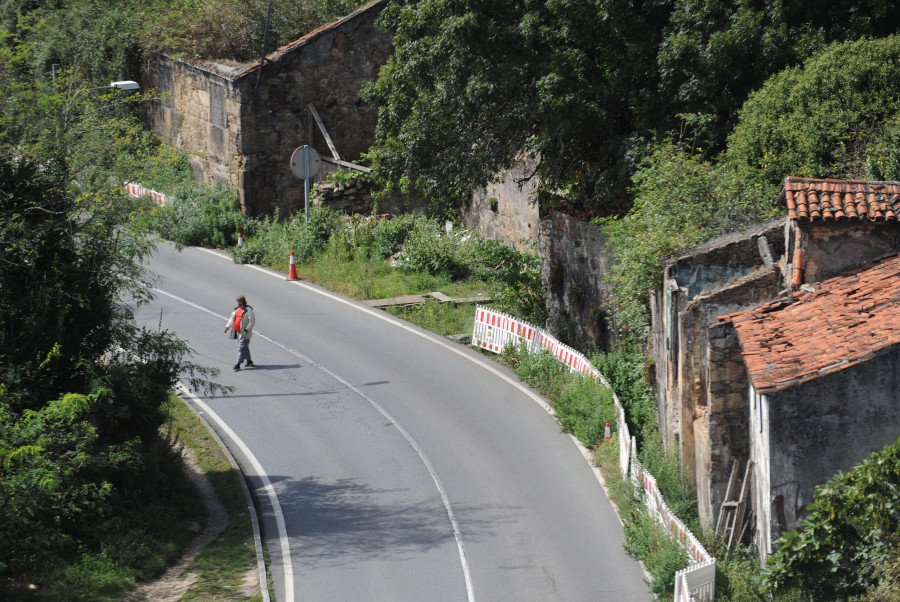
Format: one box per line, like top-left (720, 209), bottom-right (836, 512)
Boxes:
top-left (308, 103), bottom-right (342, 161)
top-left (362, 293), bottom-right (492, 308)
top-left (320, 156), bottom-right (372, 173)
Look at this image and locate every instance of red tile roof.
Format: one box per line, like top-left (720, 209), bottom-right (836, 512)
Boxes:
top-left (783, 177), bottom-right (900, 222)
top-left (722, 254), bottom-right (900, 394)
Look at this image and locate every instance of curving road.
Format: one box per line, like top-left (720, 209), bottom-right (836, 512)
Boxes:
top-left (135, 242), bottom-right (651, 601)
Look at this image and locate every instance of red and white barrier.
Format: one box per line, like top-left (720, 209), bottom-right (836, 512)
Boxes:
top-left (472, 304), bottom-right (715, 600)
top-left (123, 181), bottom-right (168, 206)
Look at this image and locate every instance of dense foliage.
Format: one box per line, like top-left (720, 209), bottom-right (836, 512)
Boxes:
top-left (364, 0), bottom-right (900, 214)
top-left (600, 139), bottom-right (780, 338)
top-left (0, 0), bottom-right (366, 74)
top-left (0, 35), bottom-right (222, 593)
top-left (765, 438), bottom-right (900, 600)
top-left (726, 35), bottom-right (900, 186)
top-left (363, 0), bottom-right (671, 214)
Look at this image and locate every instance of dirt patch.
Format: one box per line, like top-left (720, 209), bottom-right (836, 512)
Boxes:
top-left (125, 447), bottom-right (258, 601)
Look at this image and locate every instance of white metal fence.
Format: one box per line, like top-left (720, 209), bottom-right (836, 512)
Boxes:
top-left (472, 305), bottom-right (715, 601)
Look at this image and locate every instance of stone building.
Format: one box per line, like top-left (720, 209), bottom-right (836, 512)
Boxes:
top-left (653, 177), bottom-right (900, 561)
top-left (145, 0), bottom-right (392, 217)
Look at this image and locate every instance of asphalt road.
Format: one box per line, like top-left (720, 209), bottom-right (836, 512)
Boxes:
top-left (135, 242), bottom-right (652, 602)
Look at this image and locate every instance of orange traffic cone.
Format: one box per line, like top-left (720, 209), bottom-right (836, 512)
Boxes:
top-left (237, 232), bottom-right (243, 247)
top-left (287, 251), bottom-right (299, 280)
top-left (604, 421), bottom-right (611, 443)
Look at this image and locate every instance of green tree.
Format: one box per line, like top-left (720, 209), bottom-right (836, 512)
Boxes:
top-left (362, 0), bottom-right (672, 215)
top-left (657, 0), bottom-right (900, 152)
top-left (0, 33), bottom-right (223, 584)
top-left (726, 35), bottom-right (900, 187)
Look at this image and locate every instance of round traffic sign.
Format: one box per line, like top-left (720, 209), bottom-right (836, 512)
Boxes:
top-left (290, 146), bottom-right (322, 180)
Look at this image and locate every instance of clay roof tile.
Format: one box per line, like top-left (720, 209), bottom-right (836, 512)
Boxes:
top-left (732, 255), bottom-right (900, 395)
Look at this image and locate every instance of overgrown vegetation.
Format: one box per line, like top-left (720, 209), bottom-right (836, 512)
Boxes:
top-left (500, 342), bottom-right (698, 594)
top-left (601, 35), bottom-right (900, 339)
top-left (1, 0), bottom-right (367, 78)
top-left (0, 33), bottom-right (226, 598)
top-left (765, 437), bottom-right (900, 601)
top-left (364, 0), bottom-right (900, 214)
top-left (151, 191), bottom-right (547, 329)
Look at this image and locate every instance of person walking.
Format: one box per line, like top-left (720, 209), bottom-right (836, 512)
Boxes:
top-left (224, 295), bottom-right (255, 371)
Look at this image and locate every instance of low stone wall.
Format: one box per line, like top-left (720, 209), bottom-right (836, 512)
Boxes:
top-left (312, 179), bottom-right (429, 215)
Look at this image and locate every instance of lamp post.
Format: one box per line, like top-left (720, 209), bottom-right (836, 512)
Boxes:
top-left (91, 80), bottom-right (141, 91)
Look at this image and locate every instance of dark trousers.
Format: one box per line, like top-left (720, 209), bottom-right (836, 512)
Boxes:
top-left (237, 338), bottom-right (252, 366)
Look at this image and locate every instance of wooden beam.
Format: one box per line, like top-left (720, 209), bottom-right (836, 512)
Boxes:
top-left (308, 103), bottom-right (342, 161)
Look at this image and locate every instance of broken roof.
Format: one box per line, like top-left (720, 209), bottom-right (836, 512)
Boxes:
top-left (723, 254), bottom-right (900, 394)
top-left (783, 176), bottom-right (900, 222)
top-left (169, 0), bottom-right (386, 81)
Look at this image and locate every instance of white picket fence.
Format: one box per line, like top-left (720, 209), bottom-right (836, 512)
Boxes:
top-left (472, 305), bottom-right (715, 601)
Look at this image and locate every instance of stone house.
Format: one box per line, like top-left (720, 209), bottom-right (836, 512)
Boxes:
top-left (653, 177), bottom-right (900, 561)
top-left (145, 0), bottom-right (392, 217)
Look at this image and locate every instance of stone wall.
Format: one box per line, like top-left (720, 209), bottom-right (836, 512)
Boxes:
top-left (654, 219), bottom-right (786, 525)
top-left (464, 154), bottom-right (541, 251)
top-left (240, 2), bottom-right (392, 217)
top-left (145, 1), bottom-right (392, 217)
top-left (145, 59), bottom-right (245, 191)
top-left (539, 212), bottom-right (615, 352)
top-left (702, 319), bottom-right (752, 526)
top-left (312, 178), bottom-right (430, 215)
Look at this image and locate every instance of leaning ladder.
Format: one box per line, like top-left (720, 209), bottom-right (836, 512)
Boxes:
top-left (715, 460), bottom-right (752, 556)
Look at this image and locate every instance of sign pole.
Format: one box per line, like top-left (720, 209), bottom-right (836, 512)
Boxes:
top-left (303, 145), bottom-right (310, 223)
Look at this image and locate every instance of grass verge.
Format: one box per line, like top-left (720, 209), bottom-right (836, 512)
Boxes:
top-left (163, 396), bottom-right (268, 601)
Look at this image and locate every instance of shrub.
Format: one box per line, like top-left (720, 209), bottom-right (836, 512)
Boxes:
top-left (599, 140), bottom-right (778, 339)
top-left (726, 35), bottom-right (900, 186)
top-left (554, 377), bottom-right (616, 448)
top-left (637, 430), bottom-right (699, 529)
top-left (153, 182), bottom-right (253, 248)
top-left (474, 239), bottom-right (547, 326)
top-left (622, 490), bottom-right (691, 596)
top-left (591, 345), bottom-right (658, 446)
top-left (230, 207), bottom-right (342, 266)
top-left (371, 213), bottom-right (422, 258)
top-left (513, 348), bottom-right (571, 400)
top-left (400, 220), bottom-right (479, 278)
top-left (327, 214), bottom-right (377, 261)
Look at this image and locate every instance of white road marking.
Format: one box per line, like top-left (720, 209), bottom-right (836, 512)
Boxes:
top-left (177, 386), bottom-right (295, 601)
top-left (153, 285), bottom-right (476, 602)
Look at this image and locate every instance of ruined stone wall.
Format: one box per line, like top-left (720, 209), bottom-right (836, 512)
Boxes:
top-left (239, 4), bottom-right (392, 217)
top-left (464, 154), bottom-right (541, 251)
top-left (672, 268), bottom-right (780, 525)
top-left (145, 58), bottom-right (245, 192)
top-left (145, 2), bottom-right (392, 217)
top-left (762, 347), bottom-right (900, 549)
top-left (539, 212), bottom-right (615, 352)
top-left (703, 319), bottom-right (753, 527)
top-left (312, 179), bottom-right (429, 215)
top-left (799, 221), bottom-right (900, 284)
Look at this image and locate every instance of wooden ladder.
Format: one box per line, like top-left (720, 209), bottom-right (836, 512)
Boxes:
top-left (715, 460), bottom-right (753, 556)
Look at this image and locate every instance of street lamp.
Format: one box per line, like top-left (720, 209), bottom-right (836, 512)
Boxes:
top-left (108, 80), bottom-right (140, 91)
